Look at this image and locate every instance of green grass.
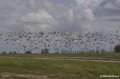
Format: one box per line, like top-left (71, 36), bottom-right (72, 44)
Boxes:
top-left (0, 58), bottom-right (120, 79)
top-left (1, 53), bottom-right (120, 59)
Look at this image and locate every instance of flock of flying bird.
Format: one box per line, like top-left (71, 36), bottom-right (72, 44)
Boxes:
top-left (0, 31), bottom-right (120, 53)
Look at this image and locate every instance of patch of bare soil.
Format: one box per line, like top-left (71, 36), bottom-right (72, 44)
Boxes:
top-left (0, 72), bottom-right (56, 79)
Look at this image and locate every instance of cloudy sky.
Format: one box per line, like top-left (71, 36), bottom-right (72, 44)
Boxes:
top-left (0, 0), bottom-right (120, 32)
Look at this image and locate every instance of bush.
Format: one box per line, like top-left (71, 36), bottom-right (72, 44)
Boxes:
top-left (114, 44), bottom-right (120, 53)
top-left (25, 51), bottom-right (32, 54)
top-left (2, 51), bottom-right (6, 54)
top-left (9, 51), bottom-right (17, 54)
top-left (9, 51), bottom-right (13, 54)
top-left (41, 48), bottom-right (49, 54)
top-left (13, 51), bottom-right (17, 54)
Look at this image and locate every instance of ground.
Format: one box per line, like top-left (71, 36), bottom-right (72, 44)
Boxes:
top-left (0, 53), bottom-right (120, 79)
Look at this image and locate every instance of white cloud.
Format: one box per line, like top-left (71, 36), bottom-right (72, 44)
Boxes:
top-left (22, 10), bottom-right (54, 24)
top-left (103, 2), bottom-right (119, 10)
top-left (0, 0), bottom-right (119, 32)
top-left (21, 10), bottom-right (55, 32)
top-left (0, 0), bottom-right (120, 52)
top-left (83, 9), bottom-right (94, 21)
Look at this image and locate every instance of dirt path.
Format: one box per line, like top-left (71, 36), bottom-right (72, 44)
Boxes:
top-left (0, 72), bottom-right (55, 79)
top-left (34, 57), bottom-right (120, 62)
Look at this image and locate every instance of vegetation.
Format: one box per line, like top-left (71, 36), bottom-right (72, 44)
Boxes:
top-left (41, 48), bottom-right (49, 54)
top-left (25, 51), bottom-right (32, 54)
top-left (0, 32), bottom-right (119, 79)
top-left (1, 53), bottom-right (120, 59)
top-left (9, 51), bottom-right (17, 54)
top-left (0, 58), bottom-right (119, 79)
top-left (114, 44), bottom-right (120, 53)
top-left (1, 51), bottom-right (7, 54)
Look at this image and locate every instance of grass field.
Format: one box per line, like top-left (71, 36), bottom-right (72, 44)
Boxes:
top-left (0, 57), bottom-right (120, 79)
top-left (1, 53), bottom-right (120, 59)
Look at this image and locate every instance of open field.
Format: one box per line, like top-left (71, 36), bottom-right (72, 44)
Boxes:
top-left (0, 56), bottom-right (120, 79)
top-left (1, 53), bottom-right (120, 59)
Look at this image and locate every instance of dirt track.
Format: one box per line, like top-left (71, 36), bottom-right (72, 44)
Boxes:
top-left (0, 72), bottom-right (54, 79)
top-left (34, 57), bottom-right (120, 62)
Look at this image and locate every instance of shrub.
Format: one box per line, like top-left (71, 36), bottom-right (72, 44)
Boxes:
top-left (9, 51), bottom-right (17, 54)
top-left (13, 51), bottom-right (17, 54)
top-left (2, 51), bottom-right (6, 54)
top-left (9, 51), bottom-right (13, 54)
top-left (41, 48), bottom-right (49, 54)
top-left (25, 51), bottom-right (32, 54)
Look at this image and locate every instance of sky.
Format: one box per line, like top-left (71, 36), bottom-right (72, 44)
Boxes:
top-left (0, 0), bottom-right (120, 32)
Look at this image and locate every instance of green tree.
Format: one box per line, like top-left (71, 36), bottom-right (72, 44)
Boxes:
top-left (114, 44), bottom-right (120, 53)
